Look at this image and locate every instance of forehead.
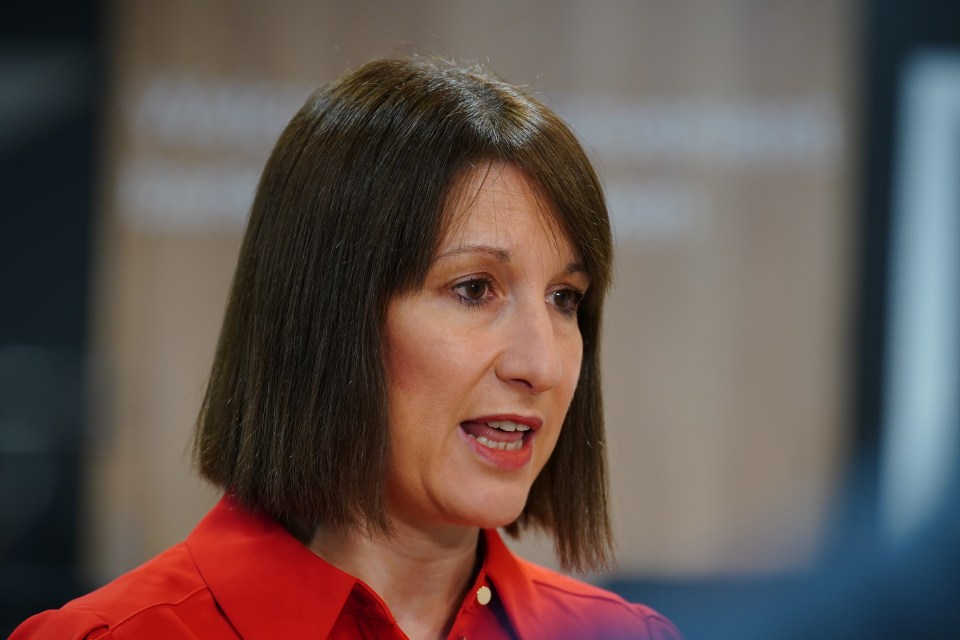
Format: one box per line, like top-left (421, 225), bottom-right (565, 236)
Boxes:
top-left (439, 163), bottom-right (576, 257)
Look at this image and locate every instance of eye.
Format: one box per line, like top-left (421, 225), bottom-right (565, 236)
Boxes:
top-left (549, 288), bottom-right (585, 315)
top-left (453, 277), bottom-right (494, 307)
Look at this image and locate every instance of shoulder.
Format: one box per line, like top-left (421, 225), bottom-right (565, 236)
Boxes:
top-left (9, 543), bottom-right (227, 640)
top-left (518, 557), bottom-right (683, 640)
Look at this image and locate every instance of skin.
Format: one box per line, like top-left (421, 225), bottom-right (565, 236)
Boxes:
top-left (310, 163), bottom-right (588, 639)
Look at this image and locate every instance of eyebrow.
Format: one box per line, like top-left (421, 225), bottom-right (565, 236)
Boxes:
top-left (437, 244), bottom-right (510, 263)
top-left (436, 243), bottom-right (587, 276)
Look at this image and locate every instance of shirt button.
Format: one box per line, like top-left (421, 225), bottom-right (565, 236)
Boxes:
top-left (476, 585), bottom-right (492, 606)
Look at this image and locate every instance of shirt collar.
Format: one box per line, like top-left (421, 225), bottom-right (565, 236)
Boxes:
top-left (187, 495), bottom-right (359, 640)
top-left (188, 495), bottom-right (543, 639)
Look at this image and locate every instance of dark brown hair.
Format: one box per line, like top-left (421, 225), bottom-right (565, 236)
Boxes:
top-left (194, 57), bottom-right (613, 572)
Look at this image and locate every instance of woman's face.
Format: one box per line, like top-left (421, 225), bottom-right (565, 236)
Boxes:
top-left (383, 163), bottom-right (589, 530)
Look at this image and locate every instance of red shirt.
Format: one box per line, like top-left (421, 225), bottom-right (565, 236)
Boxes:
top-left (12, 496), bottom-right (682, 639)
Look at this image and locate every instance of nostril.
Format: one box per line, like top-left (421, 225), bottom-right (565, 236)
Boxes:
top-left (510, 377), bottom-right (535, 391)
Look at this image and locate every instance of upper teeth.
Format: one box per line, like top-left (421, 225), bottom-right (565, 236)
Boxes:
top-left (487, 420), bottom-right (530, 432)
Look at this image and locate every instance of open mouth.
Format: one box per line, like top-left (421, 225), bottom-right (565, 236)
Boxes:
top-left (460, 420), bottom-right (532, 452)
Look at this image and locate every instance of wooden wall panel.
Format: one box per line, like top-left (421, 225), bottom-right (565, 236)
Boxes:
top-left (89, 0), bottom-right (856, 581)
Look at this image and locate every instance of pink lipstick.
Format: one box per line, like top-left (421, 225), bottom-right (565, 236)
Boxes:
top-left (459, 414), bottom-right (542, 469)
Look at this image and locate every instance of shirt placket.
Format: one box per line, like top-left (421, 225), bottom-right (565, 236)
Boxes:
top-left (447, 576), bottom-right (500, 640)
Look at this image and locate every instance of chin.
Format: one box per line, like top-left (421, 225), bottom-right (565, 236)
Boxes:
top-left (466, 510), bottom-right (523, 530)
top-left (459, 487), bottom-right (530, 530)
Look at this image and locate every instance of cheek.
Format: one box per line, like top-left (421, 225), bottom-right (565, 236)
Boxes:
top-left (387, 326), bottom-right (457, 399)
top-left (384, 312), bottom-right (478, 435)
top-left (384, 303), bottom-right (424, 394)
top-left (561, 330), bottom-right (584, 395)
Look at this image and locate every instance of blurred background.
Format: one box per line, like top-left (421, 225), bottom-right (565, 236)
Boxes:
top-left (1, 0), bottom-right (957, 638)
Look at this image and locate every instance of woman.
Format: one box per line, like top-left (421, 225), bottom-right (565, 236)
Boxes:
top-left (13, 58), bottom-right (681, 639)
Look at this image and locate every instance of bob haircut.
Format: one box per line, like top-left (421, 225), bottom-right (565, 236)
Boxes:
top-left (195, 57), bottom-right (614, 572)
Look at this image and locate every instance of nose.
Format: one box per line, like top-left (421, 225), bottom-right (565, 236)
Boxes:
top-left (495, 301), bottom-right (565, 393)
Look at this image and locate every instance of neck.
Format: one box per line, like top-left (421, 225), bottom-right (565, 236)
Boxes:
top-left (309, 519), bottom-right (481, 640)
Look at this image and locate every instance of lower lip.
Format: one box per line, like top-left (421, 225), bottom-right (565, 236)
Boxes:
top-left (459, 426), bottom-right (534, 470)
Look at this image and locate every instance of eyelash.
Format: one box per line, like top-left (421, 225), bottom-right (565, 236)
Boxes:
top-left (550, 288), bottom-right (586, 317)
top-left (452, 277), bottom-right (586, 316)
top-left (453, 277), bottom-right (496, 309)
